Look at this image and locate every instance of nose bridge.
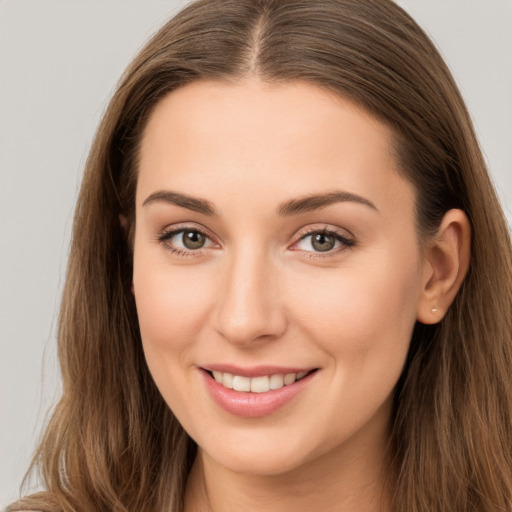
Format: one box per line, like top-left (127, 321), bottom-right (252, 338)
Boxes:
top-left (214, 242), bottom-right (285, 346)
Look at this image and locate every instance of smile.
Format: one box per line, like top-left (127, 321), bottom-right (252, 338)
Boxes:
top-left (210, 370), bottom-right (310, 393)
top-left (201, 367), bottom-right (318, 417)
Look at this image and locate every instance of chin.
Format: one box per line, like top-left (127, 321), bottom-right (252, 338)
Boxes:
top-left (196, 426), bottom-right (331, 477)
top-left (206, 446), bottom-right (309, 477)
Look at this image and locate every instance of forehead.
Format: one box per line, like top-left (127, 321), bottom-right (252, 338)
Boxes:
top-left (137, 78), bottom-right (414, 218)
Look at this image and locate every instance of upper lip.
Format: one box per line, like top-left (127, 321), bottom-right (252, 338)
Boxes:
top-left (200, 364), bottom-right (317, 378)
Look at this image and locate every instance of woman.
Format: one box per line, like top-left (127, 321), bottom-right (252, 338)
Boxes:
top-left (9, 0), bottom-right (512, 511)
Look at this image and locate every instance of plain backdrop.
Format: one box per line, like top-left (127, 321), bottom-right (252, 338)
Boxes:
top-left (1, 0), bottom-right (511, 508)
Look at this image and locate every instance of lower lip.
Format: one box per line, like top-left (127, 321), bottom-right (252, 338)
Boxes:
top-left (200, 369), bottom-right (316, 418)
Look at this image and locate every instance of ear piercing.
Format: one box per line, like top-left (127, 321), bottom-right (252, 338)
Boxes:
top-left (431, 307), bottom-right (438, 314)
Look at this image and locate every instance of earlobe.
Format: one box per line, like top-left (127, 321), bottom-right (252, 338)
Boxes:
top-left (417, 209), bottom-right (471, 324)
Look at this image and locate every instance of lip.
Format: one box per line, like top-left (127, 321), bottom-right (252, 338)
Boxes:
top-left (199, 366), bottom-right (318, 418)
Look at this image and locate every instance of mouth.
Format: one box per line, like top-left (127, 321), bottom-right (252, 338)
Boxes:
top-left (199, 365), bottom-right (319, 417)
top-left (203, 368), bottom-right (317, 393)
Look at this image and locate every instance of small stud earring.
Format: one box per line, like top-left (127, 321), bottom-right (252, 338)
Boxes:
top-left (431, 307), bottom-right (438, 314)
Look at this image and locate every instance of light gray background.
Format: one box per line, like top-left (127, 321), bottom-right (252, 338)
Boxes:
top-left (1, 0), bottom-right (511, 508)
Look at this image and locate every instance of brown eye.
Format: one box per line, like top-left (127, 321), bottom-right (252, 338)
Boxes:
top-left (295, 229), bottom-right (354, 255)
top-left (181, 230), bottom-right (206, 249)
top-left (311, 233), bottom-right (336, 252)
top-left (159, 228), bottom-right (214, 254)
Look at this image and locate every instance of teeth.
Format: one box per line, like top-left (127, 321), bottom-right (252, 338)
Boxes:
top-left (222, 372), bottom-right (234, 389)
top-left (210, 370), bottom-right (310, 392)
top-left (232, 375), bottom-right (251, 392)
top-left (269, 374), bottom-right (284, 389)
top-left (284, 373), bottom-right (296, 385)
top-left (251, 376), bottom-right (270, 393)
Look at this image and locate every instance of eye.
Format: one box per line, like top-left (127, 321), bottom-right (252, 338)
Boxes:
top-left (158, 227), bottom-right (215, 254)
top-left (295, 228), bottom-right (354, 254)
top-left (176, 230), bottom-right (207, 250)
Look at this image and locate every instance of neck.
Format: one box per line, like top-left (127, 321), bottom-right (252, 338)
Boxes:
top-left (184, 415), bottom-right (393, 512)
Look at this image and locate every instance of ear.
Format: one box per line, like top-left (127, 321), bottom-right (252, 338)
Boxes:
top-left (119, 214), bottom-right (129, 233)
top-left (417, 209), bottom-right (471, 324)
top-left (119, 214), bottom-right (135, 295)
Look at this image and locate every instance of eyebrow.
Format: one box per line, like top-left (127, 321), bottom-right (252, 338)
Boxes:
top-left (277, 191), bottom-right (378, 216)
top-left (142, 189), bottom-right (378, 216)
top-left (143, 190), bottom-right (218, 216)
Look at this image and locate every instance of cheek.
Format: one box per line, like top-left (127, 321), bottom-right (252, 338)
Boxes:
top-left (135, 279), bottom-right (189, 349)
top-left (133, 259), bottom-right (219, 423)
top-left (132, 248), bottom-right (217, 384)
top-left (283, 250), bottom-right (421, 440)
top-left (288, 249), bottom-right (421, 359)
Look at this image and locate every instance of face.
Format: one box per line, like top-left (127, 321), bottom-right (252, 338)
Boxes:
top-left (133, 78), bottom-right (426, 476)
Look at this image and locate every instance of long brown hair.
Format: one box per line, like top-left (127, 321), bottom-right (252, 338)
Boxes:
top-left (10, 1), bottom-right (512, 511)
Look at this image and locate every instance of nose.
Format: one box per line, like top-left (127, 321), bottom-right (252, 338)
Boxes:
top-left (213, 246), bottom-right (287, 347)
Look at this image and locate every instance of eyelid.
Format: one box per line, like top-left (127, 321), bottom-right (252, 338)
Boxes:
top-left (293, 224), bottom-right (354, 242)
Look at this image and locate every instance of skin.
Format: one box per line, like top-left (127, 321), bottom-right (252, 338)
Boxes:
top-left (132, 78), bottom-right (470, 511)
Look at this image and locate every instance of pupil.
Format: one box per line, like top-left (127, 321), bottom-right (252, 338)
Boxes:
top-left (183, 231), bottom-right (205, 249)
top-left (312, 233), bottom-right (335, 252)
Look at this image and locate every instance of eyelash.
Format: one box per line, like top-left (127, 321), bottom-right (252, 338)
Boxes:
top-left (157, 225), bottom-right (355, 259)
